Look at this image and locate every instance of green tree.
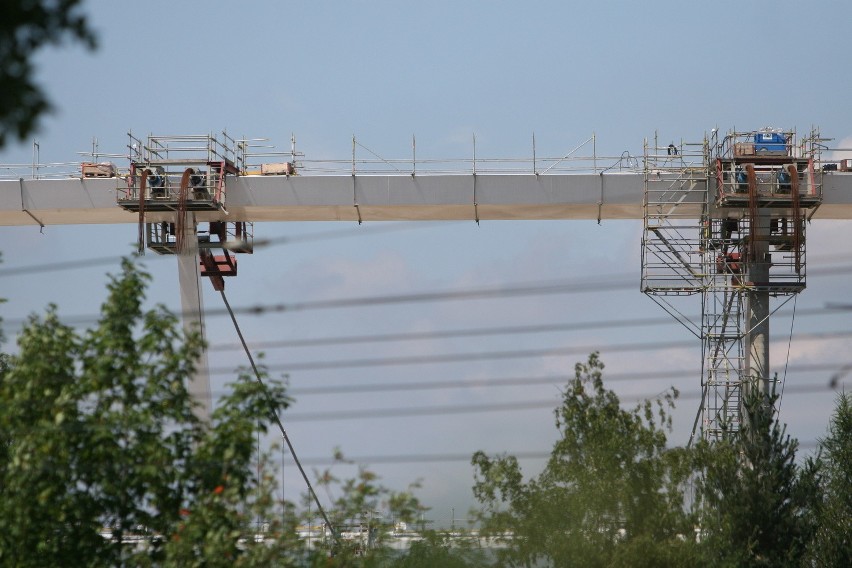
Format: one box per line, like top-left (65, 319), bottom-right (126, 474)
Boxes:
top-left (806, 391), bottom-right (852, 566)
top-left (0, 259), bottom-right (300, 566)
top-left (301, 450), bottom-right (432, 565)
top-left (294, 449), bottom-right (491, 567)
top-left (471, 353), bottom-right (697, 567)
top-left (0, 0), bottom-right (97, 148)
top-left (393, 532), bottom-right (486, 568)
top-left (694, 387), bottom-right (819, 567)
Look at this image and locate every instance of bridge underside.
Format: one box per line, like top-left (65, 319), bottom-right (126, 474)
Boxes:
top-left (4, 173), bottom-right (851, 227)
top-left (0, 174), bottom-right (636, 225)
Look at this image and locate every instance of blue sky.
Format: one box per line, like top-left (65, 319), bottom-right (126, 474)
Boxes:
top-left (2, 0), bottom-right (852, 526)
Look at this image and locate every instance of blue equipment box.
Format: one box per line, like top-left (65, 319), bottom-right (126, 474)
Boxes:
top-left (754, 131), bottom-right (787, 154)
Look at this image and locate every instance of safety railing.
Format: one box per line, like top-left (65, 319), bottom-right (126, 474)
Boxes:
top-left (2, 134), bottom-right (647, 180)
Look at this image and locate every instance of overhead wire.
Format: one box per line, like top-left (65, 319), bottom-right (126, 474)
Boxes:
top-left (278, 381), bottom-right (848, 423)
top-left (0, 273), bottom-right (637, 328)
top-left (0, 222), bottom-right (448, 278)
top-left (290, 450), bottom-right (552, 467)
top-left (206, 337), bottom-right (700, 375)
top-left (206, 330), bottom-right (852, 376)
top-left (208, 306), bottom-right (846, 352)
top-left (279, 361), bottom-right (852, 397)
top-left (4, 265), bottom-right (852, 329)
top-left (211, 315), bottom-right (677, 351)
top-left (285, 440), bottom-right (824, 467)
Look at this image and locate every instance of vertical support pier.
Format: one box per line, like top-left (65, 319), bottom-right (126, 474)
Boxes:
top-left (177, 212), bottom-right (212, 421)
top-left (744, 208), bottom-right (771, 408)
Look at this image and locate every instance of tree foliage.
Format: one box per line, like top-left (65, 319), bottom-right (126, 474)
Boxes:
top-left (471, 353), bottom-right (697, 567)
top-left (0, 258), bottom-right (463, 567)
top-left (693, 388), bottom-right (820, 567)
top-left (0, 259), bottom-right (299, 566)
top-left (3, 259), bottom-right (850, 566)
top-left (806, 392), bottom-right (852, 566)
top-left (0, 0), bottom-right (96, 148)
top-left (300, 450), bottom-right (432, 565)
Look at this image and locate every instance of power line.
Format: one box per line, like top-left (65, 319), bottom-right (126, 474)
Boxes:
top-left (209, 307), bottom-right (845, 352)
top-left (209, 338), bottom-right (698, 374)
top-left (287, 450), bottom-right (552, 467)
top-left (5, 266), bottom-right (852, 329)
top-left (212, 316), bottom-right (673, 350)
top-left (222, 275), bottom-right (636, 313)
top-left (0, 273), bottom-right (636, 327)
top-left (279, 382), bottom-right (846, 423)
top-left (207, 330), bottom-right (852, 376)
top-left (205, 264), bottom-right (852, 318)
top-left (0, 222), bottom-right (446, 278)
top-left (279, 362), bottom-right (851, 397)
top-left (286, 440), bottom-right (828, 467)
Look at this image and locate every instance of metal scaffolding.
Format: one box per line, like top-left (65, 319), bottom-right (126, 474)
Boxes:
top-left (642, 128), bottom-right (825, 442)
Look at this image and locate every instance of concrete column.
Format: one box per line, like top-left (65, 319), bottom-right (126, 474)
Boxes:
top-left (744, 208), bottom-right (771, 406)
top-left (177, 212), bottom-right (212, 421)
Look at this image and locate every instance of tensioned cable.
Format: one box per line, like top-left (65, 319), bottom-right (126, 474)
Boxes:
top-left (217, 289), bottom-right (337, 542)
top-left (778, 295), bottom-right (798, 414)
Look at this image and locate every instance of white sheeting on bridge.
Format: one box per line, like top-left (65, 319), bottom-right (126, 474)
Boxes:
top-left (2, 172), bottom-right (850, 227)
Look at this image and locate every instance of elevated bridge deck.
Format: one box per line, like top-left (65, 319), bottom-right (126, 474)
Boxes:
top-left (2, 172), bottom-right (851, 226)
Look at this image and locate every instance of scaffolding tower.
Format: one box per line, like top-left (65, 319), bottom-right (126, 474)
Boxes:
top-left (641, 127), bottom-right (824, 442)
top-left (115, 132), bottom-right (255, 288)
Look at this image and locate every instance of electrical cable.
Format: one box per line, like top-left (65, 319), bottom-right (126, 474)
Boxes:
top-left (0, 222), bottom-right (446, 278)
top-left (285, 441), bottom-right (822, 466)
top-left (278, 381), bottom-right (846, 423)
top-left (290, 450), bottom-right (552, 466)
top-left (0, 273), bottom-right (638, 327)
top-left (278, 361), bottom-right (851, 397)
top-left (232, 276), bottom-right (635, 313)
top-left (195, 362), bottom-right (850, 400)
top-left (207, 337), bottom-right (698, 375)
top-left (209, 306), bottom-right (843, 353)
top-left (5, 267), bottom-right (852, 329)
top-left (214, 316), bottom-right (677, 352)
top-left (207, 330), bottom-right (852, 376)
top-left (217, 288), bottom-right (338, 543)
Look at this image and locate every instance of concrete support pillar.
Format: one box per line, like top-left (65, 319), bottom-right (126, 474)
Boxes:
top-left (177, 213), bottom-right (212, 421)
top-left (744, 208), bottom-right (771, 408)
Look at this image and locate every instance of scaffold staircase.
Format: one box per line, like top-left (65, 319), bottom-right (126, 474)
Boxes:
top-left (641, 136), bottom-right (708, 295)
